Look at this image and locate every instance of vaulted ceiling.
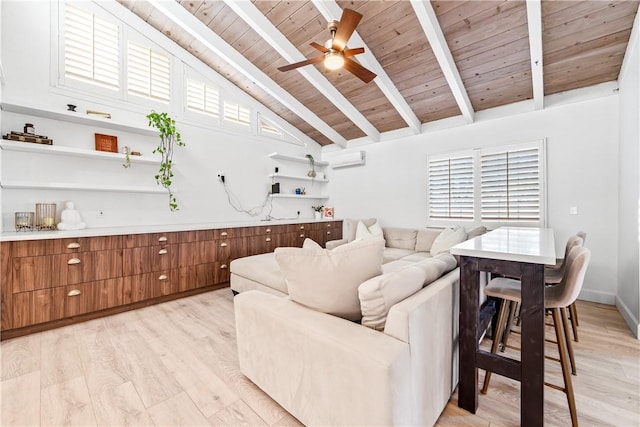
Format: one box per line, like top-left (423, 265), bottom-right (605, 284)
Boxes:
top-left (117, 0), bottom-right (639, 147)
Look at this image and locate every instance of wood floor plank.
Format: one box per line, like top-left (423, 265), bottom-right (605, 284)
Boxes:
top-left (89, 381), bottom-right (154, 426)
top-left (41, 376), bottom-right (97, 427)
top-left (0, 332), bottom-right (41, 380)
top-left (1, 370), bottom-right (40, 426)
top-left (208, 399), bottom-right (267, 426)
top-left (148, 391), bottom-right (210, 426)
top-left (40, 327), bottom-right (83, 388)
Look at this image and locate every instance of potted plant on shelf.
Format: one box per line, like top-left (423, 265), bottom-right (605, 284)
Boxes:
top-left (312, 205), bottom-right (324, 220)
top-left (147, 111), bottom-right (186, 211)
top-left (305, 154), bottom-right (317, 178)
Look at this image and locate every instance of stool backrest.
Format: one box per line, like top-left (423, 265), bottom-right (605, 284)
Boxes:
top-left (576, 231), bottom-right (587, 246)
top-left (546, 246), bottom-right (591, 309)
top-left (557, 235), bottom-right (584, 273)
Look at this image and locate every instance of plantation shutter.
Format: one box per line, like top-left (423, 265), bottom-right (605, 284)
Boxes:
top-left (428, 155), bottom-right (474, 220)
top-left (64, 4), bottom-right (119, 90)
top-left (127, 41), bottom-right (171, 103)
top-left (186, 79), bottom-right (219, 117)
top-left (481, 147), bottom-right (541, 221)
top-left (223, 102), bottom-right (251, 127)
top-left (259, 117), bottom-right (283, 137)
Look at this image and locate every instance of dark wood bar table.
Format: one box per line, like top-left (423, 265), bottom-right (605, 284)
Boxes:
top-left (450, 227), bottom-right (555, 427)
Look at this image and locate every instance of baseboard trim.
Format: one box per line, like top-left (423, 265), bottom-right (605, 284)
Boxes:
top-left (616, 296), bottom-right (640, 339)
top-left (578, 288), bottom-right (615, 305)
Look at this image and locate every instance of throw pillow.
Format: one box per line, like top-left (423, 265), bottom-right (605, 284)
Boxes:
top-left (433, 253), bottom-right (458, 273)
top-left (355, 221), bottom-right (384, 241)
top-left (430, 226), bottom-right (467, 255)
top-left (467, 226), bottom-right (487, 239)
top-left (346, 218), bottom-right (377, 242)
top-left (302, 238), bottom-right (322, 249)
top-left (415, 228), bottom-right (443, 252)
top-left (275, 239), bottom-right (384, 321)
top-left (359, 265), bottom-right (427, 330)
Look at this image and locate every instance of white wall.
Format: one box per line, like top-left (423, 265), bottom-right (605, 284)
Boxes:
top-left (617, 15), bottom-right (640, 338)
top-left (326, 95), bottom-right (620, 304)
top-left (0, 1), bottom-right (324, 230)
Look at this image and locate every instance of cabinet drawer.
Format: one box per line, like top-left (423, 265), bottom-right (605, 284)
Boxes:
top-left (63, 278), bottom-right (124, 317)
top-left (123, 232), bottom-right (180, 248)
top-left (216, 237), bottom-right (246, 260)
top-left (176, 229), bottom-right (215, 243)
top-left (11, 236), bottom-right (122, 257)
top-left (178, 241), bottom-right (216, 267)
top-left (178, 261), bottom-right (229, 292)
top-left (213, 228), bottom-right (241, 239)
top-left (123, 270), bottom-right (178, 304)
top-left (11, 289), bottom-right (62, 328)
top-left (123, 244), bottom-right (178, 275)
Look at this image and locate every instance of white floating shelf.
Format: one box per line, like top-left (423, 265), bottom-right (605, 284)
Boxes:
top-left (0, 181), bottom-right (167, 194)
top-left (268, 173), bottom-right (328, 183)
top-left (1, 102), bottom-right (157, 137)
top-left (269, 194), bottom-right (329, 200)
top-left (0, 140), bottom-right (158, 164)
top-left (268, 152), bottom-right (329, 167)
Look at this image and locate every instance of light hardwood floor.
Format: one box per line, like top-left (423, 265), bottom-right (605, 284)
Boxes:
top-left (1, 290), bottom-right (638, 426)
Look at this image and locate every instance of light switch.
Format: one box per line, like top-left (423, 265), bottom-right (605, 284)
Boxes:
top-left (569, 206), bottom-right (578, 215)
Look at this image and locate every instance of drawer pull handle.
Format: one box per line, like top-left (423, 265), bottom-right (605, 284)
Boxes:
top-left (300, 225), bottom-right (305, 230)
top-left (220, 242), bottom-right (228, 247)
top-left (266, 228), bottom-right (271, 233)
top-left (327, 224), bottom-right (332, 228)
top-left (265, 237), bottom-right (272, 242)
top-left (158, 236), bottom-right (168, 242)
top-left (67, 258), bottom-right (81, 265)
top-left (158, 274), bottom-right (168, 281)
top-left (300, 234), bottom-right (305, 238)
top-left (67, 242), bottom-right (81, 249)
top-left (221, 231), bottom-right (228, 237)
top-left (220, 264), bottom-right (228, 269)
top-left (158, 249), bottom-right (168, 255)
top-left (67, 289), bottom-right (81, 297)
top-left (327, 231), bottom-right (331, 235)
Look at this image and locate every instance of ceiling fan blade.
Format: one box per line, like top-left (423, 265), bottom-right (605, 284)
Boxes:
top-left (343, 47), bottom-right (365, 57)
top-left (310, 42), bottom-right (329, 53)
top-left (332, 9), bottom-right (362, 51)
top-left (343, 58), bottom-right (376, 83)
top-left (278, 56), bottom-right (324, 72)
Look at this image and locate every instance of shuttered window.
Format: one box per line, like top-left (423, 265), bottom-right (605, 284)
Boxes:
top-left (127, 41), bottom-right (171, 103)
top-left (223, 102), bottom-right (250, 127)
top-left (259, 116), bottom-right (283, 137)
top-left (428, 155), bottom-right (474, 220)
top-left (481, 147), bottom-right (541, 222)
top-left (64, 3), bottom-right (119, 90)
top-left (186, 78), bottom-right (219, 118)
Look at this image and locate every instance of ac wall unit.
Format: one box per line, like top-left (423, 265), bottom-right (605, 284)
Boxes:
top-left (330, 150), bottom-right (366, 169)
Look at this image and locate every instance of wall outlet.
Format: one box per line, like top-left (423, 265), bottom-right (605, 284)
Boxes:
top-left (569, 206), bottom-right (578, 215)
top-left (217, 171), bottom-right (225, 182)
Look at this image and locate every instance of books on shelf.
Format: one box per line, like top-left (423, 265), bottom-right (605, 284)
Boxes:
top-left (2, 131), bottom-right (53, 145)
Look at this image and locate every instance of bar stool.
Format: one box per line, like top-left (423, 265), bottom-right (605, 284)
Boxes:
top-left (481, 246), bottom-right (591, 427)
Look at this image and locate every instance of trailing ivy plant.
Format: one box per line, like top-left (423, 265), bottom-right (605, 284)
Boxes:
top-left (147, 111), bottom-right (186, 211)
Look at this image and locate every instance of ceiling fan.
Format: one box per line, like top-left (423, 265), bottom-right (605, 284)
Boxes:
top-left (277, 8), bottom-right (377, 83)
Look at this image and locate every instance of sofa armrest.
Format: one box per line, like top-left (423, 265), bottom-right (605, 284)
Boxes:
top-left (325, 238), bottom-right (348, 250)
top-left (235, 291), bottom-right (412, 426)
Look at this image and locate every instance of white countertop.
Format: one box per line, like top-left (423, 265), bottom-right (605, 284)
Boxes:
top-left (450, 227), bottom-right (556, 265)
top-left (1, 218), bottom-right (341, 242)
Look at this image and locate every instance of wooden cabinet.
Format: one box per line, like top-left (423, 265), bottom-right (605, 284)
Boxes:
top-left (0, 220), bottom-right (342, 337)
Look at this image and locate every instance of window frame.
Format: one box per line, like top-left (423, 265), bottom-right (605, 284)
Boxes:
top-left (427, 139), bottom-right (547, 228)
top-left (183, 68), bottom-right (221, 125)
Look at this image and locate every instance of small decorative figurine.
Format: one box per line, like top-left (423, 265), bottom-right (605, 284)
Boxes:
top-left (57, 201), bottom-right (87, 230)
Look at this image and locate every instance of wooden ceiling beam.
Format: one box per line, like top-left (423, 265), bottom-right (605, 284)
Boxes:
top-left (223, 0), bottom-right (380, 143)
top-left (146, 0), bottom-right (348, 147)
top-left (526, 0), bottom-right (544, 110)
top-left (410, 0), bottom-right (474, 123)
top-left (311, 0), bottom-right (422, 135)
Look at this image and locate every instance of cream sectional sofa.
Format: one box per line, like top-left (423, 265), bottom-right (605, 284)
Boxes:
top-left (234, 264), bottom-right (460, 426)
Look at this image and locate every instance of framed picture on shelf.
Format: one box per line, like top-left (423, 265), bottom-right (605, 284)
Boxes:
top-left (95, 133), bottom-right (118, 153)
top-left (323, 206), bottom-right (334, 219)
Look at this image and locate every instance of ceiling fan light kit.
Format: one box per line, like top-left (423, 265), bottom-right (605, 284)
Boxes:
top-left (277, 8), bottom-right (377, 83)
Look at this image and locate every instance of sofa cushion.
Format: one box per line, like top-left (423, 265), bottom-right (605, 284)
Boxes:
top-left (433, 253), bottom-right (458, 273)
top-left (303, 238), bottom-right (322, 249)
top-left (467, 226), bottom-right (487, 239)
top-left (346, 218), bottom-right (377, 243)
top-left (383, 247), bottom-right (416, 263)
top-left (400, 252), bottom-right (431, 263)
top-left (415, 228), bottom-right (442, 252)
top-left (230, 253), bottom-right (288, 294)
top-left (430, 226), bottom-right (467, 255)
top-left (383, 227), bottom-right (418, 250)
top-left (275, 239), bottom-right (384, 321)
top-left (381, 259), bottom-right (415, 274)
top-left (355, 221), bottom-right (384, 242)
top-left (359, 265), bottom-right (427, 330)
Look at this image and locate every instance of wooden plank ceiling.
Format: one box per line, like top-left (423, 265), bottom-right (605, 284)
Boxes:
top-left (118, 0), bottom-right (639, 147)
